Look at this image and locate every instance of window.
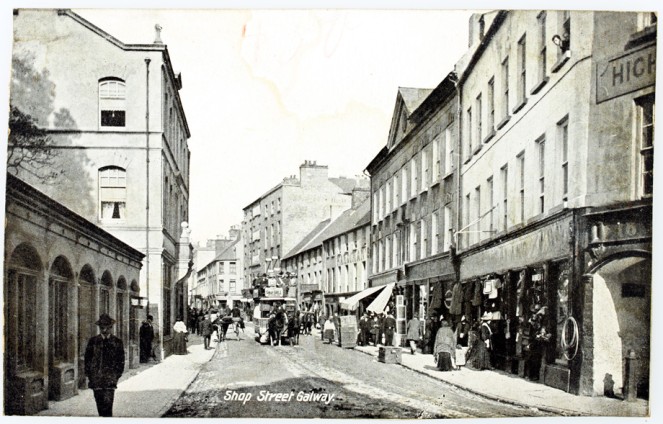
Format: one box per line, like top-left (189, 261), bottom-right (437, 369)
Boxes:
top-left (637, 94), bottom-right (655, 197)
top-left (559, 11), bottom-right (571, 56)
top-left (474, 185), bottom-right (481, 244)
top-left (487, 77), bottom-right (495, 134)
top-left (409, 222), bottom-right (417, 261)
top-left (432, 210), bottom-right (439, 255)
top-left (99, 166), bottom-right (127, 220)
top-left (537, 12), bottom-right (547, 85)
top-left (401, 166), bottom-right (408, 204)
top-left (433, 134), bottom-right (441, 182)
top-left (502, 57), bottom-right (510, 121)
top-left (501, 165), bottom-right (509, 231)
top-left (420, 218), bottom-right (427, 259)
top-left (393, 231), bottom-right (400, 266)
top-left (444, 126), bottom-right (453, 175)
top-left (559, 117), bottom-right (569, 201)
top-left (476, 94), bottom-right (483, 145)
top-left (518, 152), bottom-right (525, 222)
top-left (373, 192), bottom-right (379, 223)
top-left (99, 78), bottom-right (126, 127)
top-left (219, 262), bottom-right (225, 275)
top-left (422, 147), bottom-right (429, 191)
top-left (517, 35), bottom-right (527, 107)
top-left (386, 180), bottom-right (392, 213)
top-left (7, 269), bottom-right (38, 371)
top-left (537, 136), bottom-right (546, 213)
top-left (487, 176), bottom-right (494, 233)
top-left (466, 107), bottom-right (473, 158)
top-left (411, 156), bottom-right (418, 196)
top-left (443, 206), bottom-right (451, 252)
top-left (464, 193), bottom-right (471, 247)
top-left (229, 280), bottom-right (236, 293)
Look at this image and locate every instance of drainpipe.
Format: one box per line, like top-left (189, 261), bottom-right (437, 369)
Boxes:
top-left (145, 57), bottom-right (151, 316)
top-left (450, 70), bottom-right (462, 285)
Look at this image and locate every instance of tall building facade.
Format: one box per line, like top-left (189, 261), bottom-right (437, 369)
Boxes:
top-left (365, 82), bottom-right (460, 342)
top-left (242, 160), bottom-right (367, 285)
top-left (194, 231), bottom-right (244, 310)
top-left (10, 9), bottom-right (193, 358)
top-left (454, 10), bottom-right (653, 397)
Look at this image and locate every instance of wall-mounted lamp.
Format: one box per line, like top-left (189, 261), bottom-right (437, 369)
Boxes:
top-left (552, 33), bottom-right (570, 53)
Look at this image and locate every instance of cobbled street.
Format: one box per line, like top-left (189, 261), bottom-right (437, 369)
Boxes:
top-left (165, 327), bottom-right (551, 419)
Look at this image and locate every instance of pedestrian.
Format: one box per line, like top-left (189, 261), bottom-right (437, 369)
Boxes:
top-left (319, 315), bottom-right (327, 340)
top-left (332, 313), bottom-right (341, 345)
top-left (323, 315), bottom-right (336, 344)
top-left (382, 312), bottom-right (397, 346)
top-left (200, 314), bottom-right (213, 350)
top-left (139, 314), bottom-right (155, 363)
top-left (406, 313), bottom-right (423, 354)
top-left (173, 317), bottom-right (188, 355)
top-left (359, 313), bottom-right (370, 346)
top-left (433, 319), bottom-right (456, 371)
top-left (84, 313), bottom-right (125, 417)
top-left (465, 326), bottom-right (491, 371)
top-left (370, 313), bottom-right (380, 346)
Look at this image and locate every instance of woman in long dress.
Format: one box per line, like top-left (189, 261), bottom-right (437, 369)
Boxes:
top-left (406, 313), bottom-right (422, 354)
top-left (465, 328), bottom-right (491, 370)
top-left (433, 319), bottom-right (456, 371)
top-left (173, 319), bottom-right (188, 355)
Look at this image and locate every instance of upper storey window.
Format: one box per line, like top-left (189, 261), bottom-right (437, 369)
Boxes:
top-left (99, 78), bottom-right (126, 127)
top-left (99, 166), bottom-right (127, 220)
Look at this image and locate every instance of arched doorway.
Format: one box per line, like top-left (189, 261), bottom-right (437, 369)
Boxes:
top-left (78, 264), bottom-right (96, 389)
top-left (4, 243), bottom-right (44, 414)
top-left (100, 270), bottom-right (113, 316)
top-left (591, 255), bottom-right (651, 399)
top-left (48, 256), bottom-right (75, 401)
top-left (116, 277), bottom-right (128, 346)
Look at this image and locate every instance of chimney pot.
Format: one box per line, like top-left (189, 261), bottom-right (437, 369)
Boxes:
top-left (154, 24), bottom-right (163, 44)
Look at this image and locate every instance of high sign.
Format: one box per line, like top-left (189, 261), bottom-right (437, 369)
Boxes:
top-left (597, 44), bottom-right (656, 103)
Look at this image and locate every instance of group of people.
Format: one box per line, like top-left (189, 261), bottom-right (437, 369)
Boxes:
top-left (356, 311), bottom-right (401, 347)
top-left (432, 314), bottom-right (492, 372)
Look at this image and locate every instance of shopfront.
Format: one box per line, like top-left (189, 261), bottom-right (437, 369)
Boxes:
top-left (457, 212), bottom-right (577, 391)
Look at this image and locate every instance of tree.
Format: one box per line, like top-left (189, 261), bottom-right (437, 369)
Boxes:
top-left (7, 105), bottom-right (63, 183)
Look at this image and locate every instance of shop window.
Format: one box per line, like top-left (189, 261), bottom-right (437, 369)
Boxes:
top-left (7, 269), bottom-right (38, 372)
top-left (99, 77), bottom-right (126, 127)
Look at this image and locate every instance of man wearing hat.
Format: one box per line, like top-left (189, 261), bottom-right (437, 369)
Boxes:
top-left (139, 314), bottom-right (155, 363)
top-left (84, 313), bottom-right (125, 417)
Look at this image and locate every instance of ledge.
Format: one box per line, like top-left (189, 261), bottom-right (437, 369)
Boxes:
top-left (482, 130), bottom-right (496, 144)
top-left (551, 51), bottom-right (571, 73)
top-left (512, 98), bottom-right (527, 115)
top-left (496, 115), bottom-right (511, 130)
top-left (624, 24), bottom-right (657, 50)
top-left (463, 155), bottom-right (472, 165)
top-left (530, 77), bottom-right (549, 96)
top-left (472, 143), bottom-right (483, 155)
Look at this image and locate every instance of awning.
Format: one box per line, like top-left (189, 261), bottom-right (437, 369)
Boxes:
top-left (339, 285), bottom-right (385, 311)
top-left (366, 283), bottom-right (395, 314)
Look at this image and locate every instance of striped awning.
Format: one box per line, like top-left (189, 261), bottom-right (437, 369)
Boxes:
top-left (339, 285), bottom-right (385, 311)
top-left (366, 283), bottom-right (395, 314)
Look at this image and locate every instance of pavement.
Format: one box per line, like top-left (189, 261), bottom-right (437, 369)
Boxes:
top-left (35, 326), bottom-right (649, 418)
top-left (352, 343), bottom-right (650, 417)
top-left (37, 334), bottom-right (217, 418)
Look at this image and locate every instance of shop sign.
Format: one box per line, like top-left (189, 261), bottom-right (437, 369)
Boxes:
top-left (265, 287), bottom-right (283, 298)
top-left (597, 44), bottom-right (656, 103)
top-left (444, 289), bottom-right (453, 309)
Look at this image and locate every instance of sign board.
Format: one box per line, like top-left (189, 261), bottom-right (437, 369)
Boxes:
top-left (597, 44), bottom-right (656, 103)
top-left (265, 287), bottom-right (283, 298)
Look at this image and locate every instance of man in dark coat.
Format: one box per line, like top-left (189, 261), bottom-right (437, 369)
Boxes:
top-left (383, 312), bottom-right (397, 346)
top-left (139, 314), bottom-right (155, 363)
top-left (358, 313), bottom-right (370, 346)
top-left (200, 315), bottom-right (214, 349)
top-left (84, 313), bottom-right (125, 417)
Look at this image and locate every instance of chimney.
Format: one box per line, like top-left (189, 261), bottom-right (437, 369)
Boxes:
top-left (229, 226), bottom-right (240, 241)
top-left (154, 24), bottom-right (163, 44)
top-left (299, 160), bottom-right (328, 187)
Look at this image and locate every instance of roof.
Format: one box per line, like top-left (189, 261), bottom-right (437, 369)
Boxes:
top-left (398, 87), bottom-right (434, 115)
top-left (201, 238), bottom-right (241, 269)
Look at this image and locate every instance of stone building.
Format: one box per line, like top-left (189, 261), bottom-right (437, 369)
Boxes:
top-left (10, 9), bottom-right (193, 358)
top-left (365, 81), bottom-right (460, 345)
top-left (4, 174), bottom-right (144, 415)
top-left (242, 160), bottom-right (368, 286)
top-left (453, 10), bottom-right (653, 397)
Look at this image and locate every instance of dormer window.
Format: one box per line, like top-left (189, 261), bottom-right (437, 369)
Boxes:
top-left (99, 77), bottom-right (126, 127)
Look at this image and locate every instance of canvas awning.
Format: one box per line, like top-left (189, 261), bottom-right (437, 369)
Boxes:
top-left (339, 285), bottom-right (385, 311)
top-left (366, 283), bottom-right (395, 314)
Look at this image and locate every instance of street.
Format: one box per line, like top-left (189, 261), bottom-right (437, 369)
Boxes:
top-left (165, 327), bottom-right (551, 419)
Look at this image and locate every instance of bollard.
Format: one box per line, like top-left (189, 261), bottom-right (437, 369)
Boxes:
top-left (623, 350), bottom-right (638, 402)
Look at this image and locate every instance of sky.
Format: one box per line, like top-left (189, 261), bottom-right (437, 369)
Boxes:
top-left (0, 0), bottom-right (660, 246)
top-left (65, 8), bottom-right (474, 244)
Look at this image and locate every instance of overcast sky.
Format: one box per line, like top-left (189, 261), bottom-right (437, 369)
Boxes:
top-left (1, 1), bottom-right (659, 245)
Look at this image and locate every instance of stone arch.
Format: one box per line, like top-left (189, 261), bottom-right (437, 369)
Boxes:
top-left (99, 270), bottom-right (113, 316)
top-left (77, 264), bottom-right (97, 389)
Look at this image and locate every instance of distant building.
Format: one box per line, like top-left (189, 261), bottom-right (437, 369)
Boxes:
top-left (10, 9), bottom-right (193, 359)
top-left (193, 228), bottom-right (245, 310)
top-left (282, 190), bottom-right (370, 317)
top-left (4, 174), bottom-right (144, 415)
top-left (242, 160), bottom-right (368, 286)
